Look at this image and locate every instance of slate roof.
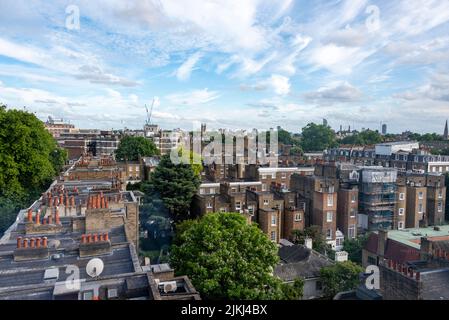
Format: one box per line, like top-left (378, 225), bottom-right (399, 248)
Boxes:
top-left (274, 245), bottom-right (334, 281)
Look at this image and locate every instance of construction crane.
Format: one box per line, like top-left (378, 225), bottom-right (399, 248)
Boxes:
top-left (145, 97), bottom-right (157, 125)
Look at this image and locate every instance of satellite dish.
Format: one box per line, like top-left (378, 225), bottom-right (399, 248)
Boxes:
top-left (86, 258), bottom-right (104, 278)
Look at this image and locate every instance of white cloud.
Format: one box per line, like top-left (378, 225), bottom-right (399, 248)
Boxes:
top-left (176, 52), bottom-right (203, 81)
top-left (304, 81), bottom-right (363, 103)
top-left (165, 88), bottom-right (220, 105)
top-left (75, 65), bottom-right (140, 87)
top-left (394, 73), bottom-right (449, 102)
top-left (308, 43), bottom-right (375, 74)
top-left (267, 75), bottom-right (291, 95)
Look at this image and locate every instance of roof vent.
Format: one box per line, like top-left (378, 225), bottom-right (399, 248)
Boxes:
top-left (44, 268), bottom-right (59, 281)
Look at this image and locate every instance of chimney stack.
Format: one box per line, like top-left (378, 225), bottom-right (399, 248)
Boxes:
top-left (304, 237), bottom-right (312, 249)
top-left (27, 209), bottom-right (33, 222)
top-left (420, 237), bottom-right (432, 260)
top-left (55, 208), bottom-right (60, 225)
top-left (377, 229), bottom-right (388, 257)
top-left (17, 237), bottom-right (22, 248)
top-left (35, 209), bottom-right (41, 225)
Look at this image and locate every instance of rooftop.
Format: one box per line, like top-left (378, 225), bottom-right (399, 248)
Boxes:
top-left (385, 225), bottom-right (449, 249)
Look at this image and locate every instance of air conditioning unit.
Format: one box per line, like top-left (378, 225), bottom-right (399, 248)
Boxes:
top-left (161, 281), bottom-right (177, 293)
top-left (107, 288), bottom-right (118, 299)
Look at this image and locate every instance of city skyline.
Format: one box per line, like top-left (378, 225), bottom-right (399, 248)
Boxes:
top-left (0, 0), bottom-right (448, 132)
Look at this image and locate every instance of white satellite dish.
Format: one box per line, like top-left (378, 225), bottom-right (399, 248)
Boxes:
top-left (86, 258), bottom-right (104, 278)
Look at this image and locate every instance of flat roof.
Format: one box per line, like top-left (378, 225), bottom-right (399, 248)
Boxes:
top-left (383, 224), bottom-right (449, 249)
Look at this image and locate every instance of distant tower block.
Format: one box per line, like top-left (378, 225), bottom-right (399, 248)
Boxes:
top-left (444, 120), bottom-right (448, 140)
top-left (382, 124), bottom-right (387, 135)
top-left (323, 118), bottom-right (328, 127)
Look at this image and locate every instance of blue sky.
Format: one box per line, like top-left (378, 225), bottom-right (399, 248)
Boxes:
top-left (0, 0), bottom-right (448, 133)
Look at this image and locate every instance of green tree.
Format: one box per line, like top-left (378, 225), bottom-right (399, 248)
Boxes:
top-left (170, 213), bottom-right (294, 300)
top-left (320, 261), bottom-right (364, 298)
top-left (277, 128), bottom-right (301, 146)
top-left (419, 133), bottom-right (443, 142)
top-left (340, 130), bottom-right (383, 145)
top-left (115, 136), bottom-right (159, 161)
top-left (292, 225), bottom-right (332, 254)
top-left (0, 106), bottom-right (67, 233)
top-left (280, 278), bottom-right (304, 300)
top-left (289, 146), bottom-right (303, 156)
top-left (342, 234), bottom-right (369, 265)
top-left (300, 123), bottom-right (337, 152)
top-left (149, 154), bottom-right (200, 220)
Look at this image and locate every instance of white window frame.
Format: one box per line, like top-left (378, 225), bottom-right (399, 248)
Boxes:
top-left (418, 203), bottom-right (423, 214)
top-left (399, 208), bottom-right (405, 216)
top-left (294, 213), bottom-right (301, 222)
top-left (263, 199), bottom-right (269, 206)
top-left (350, 208), bottom-right (356, 218)
top-left (271, 214), bottom-right (277, 226)
top-left (326, 211), bottom-right (333, 222)
top-left (327, 194), bottom-right (334, 207)
top-left (235, 201), bottom-right (242, 210)
top-left (399, 193), bottom-right (405, 201)
top-left (348, 225), bottom-right (356, 239)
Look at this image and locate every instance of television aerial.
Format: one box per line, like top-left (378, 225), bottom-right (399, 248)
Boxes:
top-left (86, 258), bottom-right (104, 278)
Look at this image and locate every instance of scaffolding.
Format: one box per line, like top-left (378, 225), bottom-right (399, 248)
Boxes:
top-left (359, 172), bottom-right (397, 230)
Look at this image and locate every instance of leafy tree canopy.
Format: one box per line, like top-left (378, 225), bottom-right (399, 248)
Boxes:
top-left (340, 129), bottom-right (383, 145)
top-left (320, 261), bottom-right (364, 298)
top-left (0, 106), bottom-right (66, 233)
top-left (342, 234), bottom-right (369, 265)
top-left (292, 225), bottom-right (332, 254)
top-left (170, 213), bottom-right (302, 300)
top-left (149, 154), bottom-right (200, 220)
top-left (115, 136), bottom-right (159, 161)
top-left (278, 128), bottom-right (301, 146)
top-left (300, 123), bottom-right (337, 152)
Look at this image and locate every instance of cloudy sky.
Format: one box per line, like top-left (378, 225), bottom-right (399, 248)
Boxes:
top-left (0, 0), bottom-right (448, 133)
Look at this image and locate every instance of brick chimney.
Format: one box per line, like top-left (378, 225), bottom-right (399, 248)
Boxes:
top-left (377, 229), bottom-right (388, 257)
top-left (420, 237), bottom-right (432, 260)
top-left (35, 209), bottom-right (41, 225)
top-left (55, 208), bottom-right (61, 225)
top-left (304, 237), bottom-right (313, 249)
